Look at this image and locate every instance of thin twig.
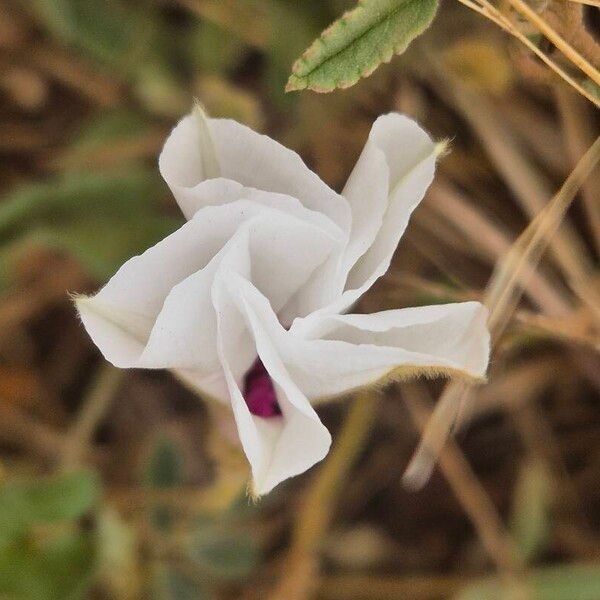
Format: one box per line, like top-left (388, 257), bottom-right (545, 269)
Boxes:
top-left (269, 391), bottom-right (380, 600)
top-left (403, 135), bottom-right (600, 489)
top-left (61, 364), bottom-right (124, 469)
top-left (507, 0), bottom-right (600, 88)
top-left (454, 0), bottom-right (600, 108)
top-left (403, 385), bottom-right (526, 584)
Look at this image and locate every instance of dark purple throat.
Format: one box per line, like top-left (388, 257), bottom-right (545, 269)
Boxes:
top-left (243, 357), bottom-right (281, 418)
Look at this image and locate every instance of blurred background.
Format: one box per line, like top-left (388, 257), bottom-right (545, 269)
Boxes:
top-left (0, 0), bottom-right (599, 598)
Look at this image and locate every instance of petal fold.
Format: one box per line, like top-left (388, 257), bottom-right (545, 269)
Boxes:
top-left (159, 113), bottom-right (351, 235)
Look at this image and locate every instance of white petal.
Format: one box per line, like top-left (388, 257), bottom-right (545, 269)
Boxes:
top-left (146, 206), bottom-right (326, 377)
top-left (344, 113), bottom-right (437, 291)
top-left (286, 303), bottom-right (490, 400)
top-left (137, 222), bottom-right (254, 372)
top-left (213, 272), bottom-right (331, 495)
top-left (159, 113), bottom-right (351, 234)
top-left (340, 121), bottom-right (390, 272)
top-left (291, 114), bottom-right (438, 339)
top-left (76, 202), bottom-right (255, 368)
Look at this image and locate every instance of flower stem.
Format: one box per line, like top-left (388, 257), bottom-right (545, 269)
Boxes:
top-left (269, 390), bottom-right (380, 600)
top-left (61, 363), bottom-right (124, 469)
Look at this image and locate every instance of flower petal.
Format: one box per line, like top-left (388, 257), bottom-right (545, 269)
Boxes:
top-left (213, 271), bottom-right (331, 496)
top-left (291, 114), bottom-right (438, 338)
top-left (139, 206), bottom-right (337, 375)
top-left (159, 112), bottom-right (351, 234)
top-left (76, 201), bottom-right (255, 368)
top-left (287, 303), bottom-right (489, 400)
top-left (344, 113), bottom-right (437, 291)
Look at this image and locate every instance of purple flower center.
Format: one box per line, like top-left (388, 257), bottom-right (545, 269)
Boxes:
top-left (243, 357), bottom-right (281, 418)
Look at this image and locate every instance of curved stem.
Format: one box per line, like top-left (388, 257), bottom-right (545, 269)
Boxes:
top-left (269, 390), bottom-right (379, 600)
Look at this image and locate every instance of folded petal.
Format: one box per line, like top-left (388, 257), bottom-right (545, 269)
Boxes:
top-left (213, 271), bottom-right (331, 496)
top-left (291, 114), bottom-right (439, 338)
top-left (344, 113), bottom-right (437, 289)
top-left (75, 201), bottom-right (256, 368)
top-left (287, 303), bottom-right (489, 400)
top-left (159, 112), bottom-right (351, 235)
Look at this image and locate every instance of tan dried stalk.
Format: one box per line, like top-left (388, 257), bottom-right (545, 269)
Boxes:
top-left (454, 0), bottom-right (600, 108)
top-left (404, 134), bottom-right (600, 489)
top-left (269, 391), bottom-right (380, 599)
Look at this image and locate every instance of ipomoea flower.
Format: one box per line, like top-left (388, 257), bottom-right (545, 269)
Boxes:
top-left (76, 107), bottom-right (490, 495)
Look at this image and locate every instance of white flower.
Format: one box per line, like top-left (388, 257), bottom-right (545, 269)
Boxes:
top-left (76, 107), bottom-right (490, 496)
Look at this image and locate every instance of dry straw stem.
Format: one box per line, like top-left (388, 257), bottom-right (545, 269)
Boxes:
top-left (566, 0), bottom-right (600, 5)
top-left (60, 364), bottom-right (124, 469)
top-left (403, 134), bottom-right (600, 490)
top-left (433, 73), bottom-right (599, 317)
top-left (485, 133), bottom-right (600, 334)
top-left (428, 181), bottom-right (571, 316)
top-left (269, 390), bottom-right (380, 600)
top-left (506, 0), bottom-right (600, 88)
top-left (403, 384), bottom-right (525, 580)
top-left (454, 0), bottom-right (600, 108)
top-left (555, 87), bottom-right (600, 257)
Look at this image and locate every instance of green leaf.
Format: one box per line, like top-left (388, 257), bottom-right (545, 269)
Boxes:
top-left (286, 0), bottom-right (439, 93)
top-left (0, 532), bottom-right (96, 600)
top-left (0, 470), bottom-right (100, 545)
top-left (456, 564), bottom-right (600, 600)
top-left (145, 437), bottom-right (185, 490)
top-left (0, 170), bottom-right (182, 283)
top-left (29, 0), bottom-right (156, 74)
top-left (510, 460), bottom-right (552, 563)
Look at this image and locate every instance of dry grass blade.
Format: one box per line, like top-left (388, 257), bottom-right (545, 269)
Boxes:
top-left (506, 0), bottom-right (600, 88)
top-left (485, 134), bottom-right (600, 334)
top-left (428, 182), bottom-right (571, 316)
top-left (269, 391), bottom-right (379, 600)
top-left (403, 134), bottom-right (600, 490)
top-left (403, 385), bottom-right (525, 582)
top-left (60, 364), bottom-right (124, 469)
top-left (433, 72), bottom-right (599, 315)
top-left (453, 0), bottom-right (600, 108)
top-left (555, 87), bottom-right (600, 257)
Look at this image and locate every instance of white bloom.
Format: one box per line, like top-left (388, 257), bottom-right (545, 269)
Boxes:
top-left (76, 108), bottom-right (490, 495)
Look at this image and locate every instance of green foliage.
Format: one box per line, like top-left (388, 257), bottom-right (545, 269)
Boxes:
top-left (0, 471), bottom-right (100, 600)
top-left (0, 470), bottom-right (99, 546)
top-left (145, 437), bottom-right (185, 490)
top-left (0, 170), bottom-right (182, 284)
top-left (456, 565), bottom-right (600, 600)
top-left (29, 0), bottom-right (156, 75)
top-left (190, 21), bottom-right (247, 75)
top-left (510, 460), bottom-right (552, 563)
top-left (286, 0), bottom-right (439, 93)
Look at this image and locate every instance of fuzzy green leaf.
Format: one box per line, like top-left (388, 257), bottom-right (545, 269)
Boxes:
top-left (286, 0), bottom-right (439, 93)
